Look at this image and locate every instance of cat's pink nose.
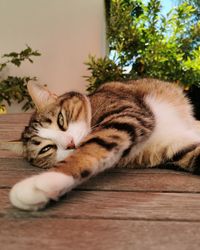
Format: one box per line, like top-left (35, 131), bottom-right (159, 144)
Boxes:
top-left (67, 139), bottom-right (75, 149)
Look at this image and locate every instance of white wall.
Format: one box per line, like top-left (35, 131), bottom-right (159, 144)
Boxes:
top-left (0, 0), bottom-right (106, 112)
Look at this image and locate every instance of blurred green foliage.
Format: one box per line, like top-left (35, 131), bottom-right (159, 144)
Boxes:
top-left (0, 46), bottom-right (41, 111)
top-left (85, 0), bottom-right (200, 93)
top-left (177, 0), bottom-right (200, 19)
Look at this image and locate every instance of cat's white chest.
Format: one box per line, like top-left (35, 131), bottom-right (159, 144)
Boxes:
top-left (142, 96), bottom-right (200, 159)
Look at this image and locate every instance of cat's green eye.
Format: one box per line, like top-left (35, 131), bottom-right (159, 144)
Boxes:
top-left (57, 112), bottom-right (65, 130)
top-left (39, 144), bottom-right (55, 155)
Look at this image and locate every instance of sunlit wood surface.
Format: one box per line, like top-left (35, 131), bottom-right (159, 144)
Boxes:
top-left (1, 113), bottom-right (200, 250)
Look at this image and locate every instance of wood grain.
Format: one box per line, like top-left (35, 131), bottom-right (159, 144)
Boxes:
top-left (1, 158), bottom-right (200, 193)
top-left (0, 113), bottom-right (31, 141)
top-left (0, 131), bottom-right (24, 141)
top-left (1, 219), bottom-right (200, 250)
top-left (2, 167), bottom-right (200, 192)
top-left (0, 113), bottom-right (32, 124)
top-left (1, 189), bottom-right (200, 221)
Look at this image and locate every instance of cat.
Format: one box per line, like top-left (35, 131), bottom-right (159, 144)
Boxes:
top-left (8, 78), bottom-right (200, 211)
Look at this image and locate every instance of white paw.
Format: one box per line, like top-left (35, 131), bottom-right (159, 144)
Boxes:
top-left (9, 172), bottom-right (75, 211)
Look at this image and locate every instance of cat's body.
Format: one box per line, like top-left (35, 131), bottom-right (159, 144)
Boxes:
top-left (90, 79), bottom-right (199, 169)
top-left (9, 78), bottom-right (200, 210)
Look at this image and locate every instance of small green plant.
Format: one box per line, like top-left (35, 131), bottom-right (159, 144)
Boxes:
top-left (0, 46), bottom-right (41, 112)
top-left (85, 0), bottom-right (200, 93)
top-left (85, 55), bottom-right (125, 93)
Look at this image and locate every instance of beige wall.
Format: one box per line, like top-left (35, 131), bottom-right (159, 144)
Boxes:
top-left (0, 0), bottom-right (106, 112)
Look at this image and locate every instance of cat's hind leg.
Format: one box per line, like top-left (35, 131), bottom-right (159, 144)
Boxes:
top-left (167, 143), bottom-right (200, 175)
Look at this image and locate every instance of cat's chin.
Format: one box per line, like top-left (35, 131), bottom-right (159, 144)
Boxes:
top-left (56, 148), bottom-right (74, 162)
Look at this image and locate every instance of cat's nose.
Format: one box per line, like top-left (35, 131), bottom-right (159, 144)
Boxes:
top-left (67, 139), bottom-right (75, 150)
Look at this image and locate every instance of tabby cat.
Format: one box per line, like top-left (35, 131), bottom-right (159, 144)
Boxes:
top-left (9, 78), bottom-right (200, 211)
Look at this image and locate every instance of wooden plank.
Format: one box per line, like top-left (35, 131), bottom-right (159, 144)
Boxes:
top-left (0, 131), bottom-right (23, 141)
top-left (0, 150), bottom-right (22, 158)
top-left (0, 125), bottom-right (24, 129)
top-left (0, 113), bottom-right (31, 124)
top-left (0, 158), bottom-right (31, 170)
top-left (0, 171), bottom-right (41, 188)
top-left (2, 167), bottom-right (200, 193)
top-left (1, 218), bottom-right (200, 250)
top-left (0, 113), bottom-right (31, 141)
top-left (0, 125), bottom-right (26, 131)
top-left (1, 158), bottom-right (200, 192)
top-left (1, 188), bottom-right (200, 221)
top-left (80, 169), bottom-right (200, 193)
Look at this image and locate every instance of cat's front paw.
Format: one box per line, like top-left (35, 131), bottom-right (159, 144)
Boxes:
top-left (9, 172), bottom-right (75, 211)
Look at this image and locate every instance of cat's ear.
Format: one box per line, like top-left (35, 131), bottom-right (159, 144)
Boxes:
top-left (0, 141), bottom-right (24, 156)
top-left (27, 82), bottom-right (58, 110)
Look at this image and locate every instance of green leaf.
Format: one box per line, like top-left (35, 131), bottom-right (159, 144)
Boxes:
top-left (0, 46), bottom-right (41, 111)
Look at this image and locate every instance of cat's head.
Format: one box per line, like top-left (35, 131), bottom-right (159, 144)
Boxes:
top-left (21, 82), bottom-right (91, 168)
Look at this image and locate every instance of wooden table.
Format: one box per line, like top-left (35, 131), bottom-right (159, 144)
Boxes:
top-left (1, 113), bottom-right (200, 250)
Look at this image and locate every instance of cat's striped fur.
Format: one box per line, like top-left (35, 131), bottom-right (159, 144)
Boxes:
top-left (10, 78), bottom-right (200, 210)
